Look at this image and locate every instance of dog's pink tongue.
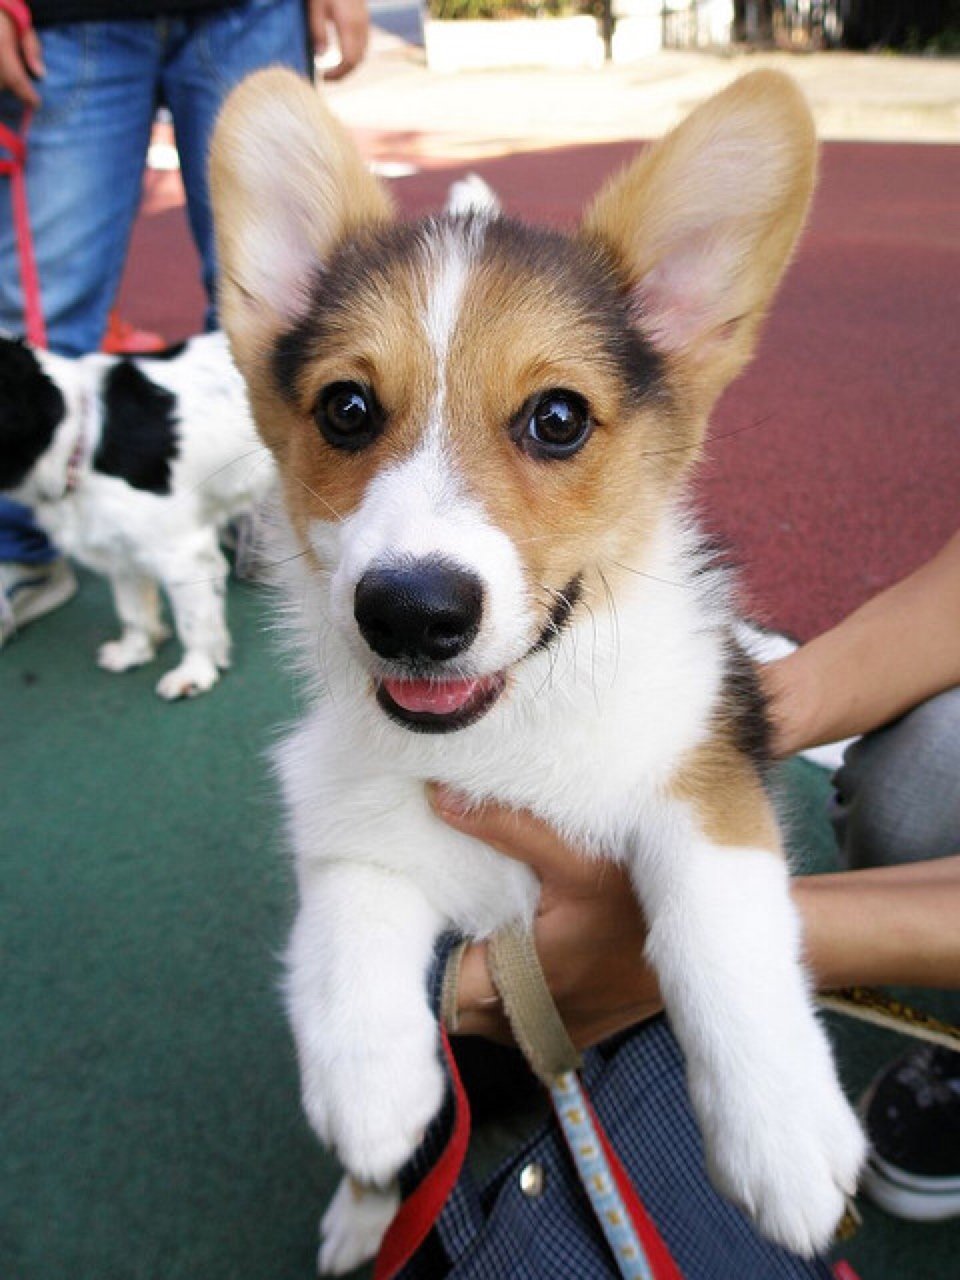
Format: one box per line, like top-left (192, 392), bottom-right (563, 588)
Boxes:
top-left (382, 677), bottom-right (482, 715)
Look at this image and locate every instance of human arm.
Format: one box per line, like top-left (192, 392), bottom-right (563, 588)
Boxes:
top-left (306, 0), bottom-right (369, 82)
top-left (0, 6), bottom-right (45, 108)
top-left (763, 529), bottom-right (960, 758)
top-left (432, 789), bottom-right (960, 1050)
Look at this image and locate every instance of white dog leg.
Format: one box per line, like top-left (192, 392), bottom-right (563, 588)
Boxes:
top-left (287, 862), bottom-right (446, 1189)
top-left (156, 537), bottom-right (231, 699)
top-left (98, 573), bottom-right (169, 672)
top-left (318, 1176), bottom-right (399, 1276)
top-left (637, 827), bottom-right (865, 1257)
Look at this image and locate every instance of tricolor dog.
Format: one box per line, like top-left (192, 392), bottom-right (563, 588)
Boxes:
top-left (0, 332), bottom-right (273, 698)
top-left (210, 69), bottom-right (865, 1271)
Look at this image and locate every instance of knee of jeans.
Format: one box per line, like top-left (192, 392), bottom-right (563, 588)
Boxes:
top-left (836, 688), bottom-right (960, 868)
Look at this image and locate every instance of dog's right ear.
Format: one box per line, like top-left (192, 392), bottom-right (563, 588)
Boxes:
top-left (210, 69), bottom-right (392, 367)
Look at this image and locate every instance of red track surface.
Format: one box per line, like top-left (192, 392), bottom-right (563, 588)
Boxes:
top-left (119, 140), bottom-right (959, 639)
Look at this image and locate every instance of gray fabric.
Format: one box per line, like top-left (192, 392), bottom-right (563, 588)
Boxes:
top-left (831, 686), bottom-right (960, 869)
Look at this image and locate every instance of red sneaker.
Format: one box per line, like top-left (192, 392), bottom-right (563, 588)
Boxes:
top-left (101, 311), bottom-right (167, 354)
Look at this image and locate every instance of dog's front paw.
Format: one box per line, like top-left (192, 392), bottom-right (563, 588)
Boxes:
top-left (155, 654), bottom-right (220, 700)
top-left (98, 634), bottom-right (155, 672)
top-left (302, 1023), bottom-right (445, 1187)
top-left (696, 1056), bottom-right (865, 1256)
top-left (318, 1176), bottom-right (399, 1276)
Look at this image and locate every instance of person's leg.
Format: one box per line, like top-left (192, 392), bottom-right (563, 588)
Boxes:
top-left (0, 21), bottom-right (160, 356)
top-left (159, 0), bottom-right (309, 325)
top-left (0, 497), bottom-right (56, 563)
top-left (831, 687), bottom-right (960, 1222)
top-left (0, 20), bottom-right (160, 620)
top-left (832, 687), bottom-right (960, 870)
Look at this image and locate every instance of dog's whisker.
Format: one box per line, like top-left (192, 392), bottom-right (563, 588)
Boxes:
top-left (597, 567), bottom-right (622, 693)
top-left (188, 444), bottom-right (272, 494)
top-left (290, 473), bottom-right (347, 524)
top-left (607, 558), bottom-right (691, 590)
top-left (638, 413), bottom-right (775, 460)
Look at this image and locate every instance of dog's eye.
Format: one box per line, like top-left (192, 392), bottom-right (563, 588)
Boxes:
top-left (522, 390), bottom-right (592, 459)
top-left (315, 382), bottom-right (381, 451)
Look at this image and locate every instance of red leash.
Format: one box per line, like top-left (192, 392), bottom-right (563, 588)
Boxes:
top-left (0, 0), bottom-right (47, 348)
top-left (373, 1028), bottom-right (471, 1280)
top-left (374, 1028), bottom-right (682, 1280)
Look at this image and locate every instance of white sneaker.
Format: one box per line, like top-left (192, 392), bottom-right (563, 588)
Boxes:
top-left (0, 557), bottom-right (78, 647)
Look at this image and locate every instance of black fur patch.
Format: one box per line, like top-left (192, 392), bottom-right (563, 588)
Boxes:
top-left (481, 217), bottom-right (664, 406)
top-left (0, 338), bottom-right (66, 489)
top-left (530, 573), bottom-right (583, 655)
top-left (721, 634), bottom-right (772, 769)
top-left (94, 361), bottom-right (179, 494)
top-left (138, 340), bottom-right (188, 362)
top-left (271, 216), bottom-right (665, 410)
top-left (272, 222), bottom-right (425, 401)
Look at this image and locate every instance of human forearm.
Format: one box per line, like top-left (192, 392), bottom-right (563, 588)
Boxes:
top-left (764, 530), bottom-right (960, 756)
top-left (455, 856), bottom-right (960, 1048)
top-left (796, 857), bottom-right (960, 991)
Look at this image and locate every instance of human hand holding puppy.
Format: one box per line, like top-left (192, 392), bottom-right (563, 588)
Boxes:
top-left (431, 784), bottom-right (662, 1048)
top-left (443, 526), bottom-right (960, 1048)
top-left (441, 789), bottom-right (960, 1050)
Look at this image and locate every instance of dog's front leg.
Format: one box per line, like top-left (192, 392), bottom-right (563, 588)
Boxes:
top-left (155, 533), bottom-right (231, 699)
top-left (287, 861), bottom-right (447, 1190)
top-left (633, 814), bottom-right (865, 1257)
top-left (98, 572), bottom-right (169, 672)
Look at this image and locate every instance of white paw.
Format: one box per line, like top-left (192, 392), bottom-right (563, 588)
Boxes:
top-left (302, 1021), bottom-right (445, 1187)
top-left (155, 654), bottom-right (220, 700)
top-left (696, 1053), bottom-right (866, 1256)
top-left (98, 634), bottom-right (155, 672)
top-left (318, 1176), bottom-right (399, 1276)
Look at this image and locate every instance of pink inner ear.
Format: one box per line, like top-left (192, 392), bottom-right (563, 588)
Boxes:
top-left (629, 230), bottom-right (743, 355)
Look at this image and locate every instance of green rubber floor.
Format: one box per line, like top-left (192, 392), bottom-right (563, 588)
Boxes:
top-left (1, 569), bottom-right (956, 1279)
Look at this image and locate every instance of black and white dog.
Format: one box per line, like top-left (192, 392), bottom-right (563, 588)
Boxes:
top-left (0, 332), bottom-right (275, 698)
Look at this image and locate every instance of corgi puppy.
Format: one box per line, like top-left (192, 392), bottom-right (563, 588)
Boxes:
top-left (210, 69), bottom-right (865, 1271)
top-left (0, 332), bottom-right (274, 698)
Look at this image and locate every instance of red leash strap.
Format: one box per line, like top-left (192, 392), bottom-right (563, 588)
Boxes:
top-left (373, 1028), bottom-right (471, 1280)
top-left (0, 0), bottom-right (47, 348)
top-left (582, 1091), bottom-right (685, 1280)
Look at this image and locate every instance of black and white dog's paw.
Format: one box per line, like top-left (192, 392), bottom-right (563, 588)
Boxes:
top-left (155, 653), bottom-right (221, 700)
top-left (318, 1176), bottom-right (398, 1276)
top-left (98, 633), bottom-right (157, 672)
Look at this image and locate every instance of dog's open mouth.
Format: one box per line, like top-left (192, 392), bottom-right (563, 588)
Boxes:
top-left (376, 672), bottom-right (506, 733)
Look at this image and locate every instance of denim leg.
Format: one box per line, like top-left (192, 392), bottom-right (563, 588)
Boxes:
top-left (0, 22), bottom-right (160, 563)
top-left (0, 497), bottom-right (57, 563)
top-left (160, 0), bottom-right (309, 327)
top-left (831, 687), bottom-right (960, 869)
top-left (0, 22), bottom-right (160, 357)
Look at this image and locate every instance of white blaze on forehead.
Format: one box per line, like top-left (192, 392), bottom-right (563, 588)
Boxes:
top-left (420, 219), bottom-right (485, 445)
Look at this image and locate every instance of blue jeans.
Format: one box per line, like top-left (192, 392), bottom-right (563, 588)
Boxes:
top-left (0, 0), bottom-right (309, 562)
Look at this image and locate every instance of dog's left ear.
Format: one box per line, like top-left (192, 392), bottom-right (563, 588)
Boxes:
top-left (210, 69), bottom-right (392, 365)
top-left (582, 71), bottom-right (816, 406)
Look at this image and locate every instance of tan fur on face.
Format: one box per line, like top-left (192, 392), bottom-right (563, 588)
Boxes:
top-left (211, 70), bottom-right (817, 639)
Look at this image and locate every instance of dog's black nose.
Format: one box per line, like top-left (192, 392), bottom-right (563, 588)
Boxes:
top-left (354, 560), bottom-right (483, 663)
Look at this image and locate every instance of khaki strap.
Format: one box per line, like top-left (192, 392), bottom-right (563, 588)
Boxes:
top-left (441, 940), bottom-right (467, 1033)
top-left (486, 922), bottom-right (582, 1086)
top-left (444, 940), bottom-right (959, 1078)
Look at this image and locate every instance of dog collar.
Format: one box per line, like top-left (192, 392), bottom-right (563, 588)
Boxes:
top-left (64, 387), bottom-right (93, 495)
